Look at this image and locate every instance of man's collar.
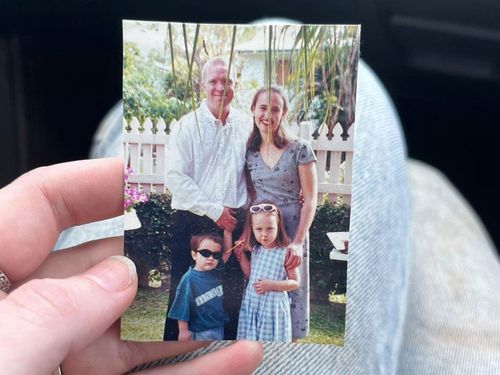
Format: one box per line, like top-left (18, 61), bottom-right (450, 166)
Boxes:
top-left (200, 100), bottom-right (233, 127)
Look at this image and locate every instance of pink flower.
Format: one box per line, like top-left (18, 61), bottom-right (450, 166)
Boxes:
top-left (124, 166), bottom-right (133, 182)
top-left (124, 167), bottom-right (149, 212)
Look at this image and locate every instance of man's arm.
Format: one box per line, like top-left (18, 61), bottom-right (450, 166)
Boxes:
top-left (165, 119), bottom-right (224, 222)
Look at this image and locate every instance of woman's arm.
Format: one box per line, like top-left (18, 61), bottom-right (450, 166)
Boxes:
top-left (253, 267), bottom-right (299, 294)
top-left (285, 161), bottom-right (318, 270)
top-left (294, 161), bottom-right (318, 244)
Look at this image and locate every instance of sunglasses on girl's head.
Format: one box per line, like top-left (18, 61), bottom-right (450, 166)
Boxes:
top-left (194, 249), bottom-right (222, 260)
top-left (249, 203), bottom-right (277, 214)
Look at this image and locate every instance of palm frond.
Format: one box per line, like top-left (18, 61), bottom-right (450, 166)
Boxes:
top-left (217, 25), bottom-right (237, 122)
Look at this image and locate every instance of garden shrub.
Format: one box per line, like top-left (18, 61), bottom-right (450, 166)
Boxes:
top-left (309, 200), bottom-right (350, 295)
top-left (125, 193), bottom-right (173, 287)
top-left (127, 193), bottom-right (350, 294)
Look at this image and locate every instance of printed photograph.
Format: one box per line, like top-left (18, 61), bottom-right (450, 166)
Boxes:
top-left (121, 21), bottom-right (360, 346)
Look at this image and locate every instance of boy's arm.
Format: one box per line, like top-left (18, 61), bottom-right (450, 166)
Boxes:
top-left (167, 276), bottom-right (192, 340)
top-left (178, 321), bottom-right (191, 341)
top-left (222, 230), bottom-right (233, 263)
top-left (225, 229), bottom-right (251, 278)
top-left (253, 267), bottom-right (300, 294)
top-left (235, 214), bottom-right (251, 251)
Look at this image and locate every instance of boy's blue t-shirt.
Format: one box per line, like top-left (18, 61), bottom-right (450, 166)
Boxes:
top-left (168, 266), bottom-right (229, 332)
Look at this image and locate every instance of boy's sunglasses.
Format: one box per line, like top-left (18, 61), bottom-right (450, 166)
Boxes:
top-left (249, 203), bottom-right (277, 214)
top-left (194, 249), bottom-right (222, 260)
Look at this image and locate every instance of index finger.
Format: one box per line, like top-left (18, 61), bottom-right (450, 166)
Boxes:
top-left (0, 157), bottom-right (123, 281)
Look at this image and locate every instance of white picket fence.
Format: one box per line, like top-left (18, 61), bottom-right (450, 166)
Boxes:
top-left (124, 117), bottom-right (354, 205)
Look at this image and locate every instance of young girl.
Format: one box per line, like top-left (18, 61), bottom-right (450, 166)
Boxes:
top-left (235, 203), bottom-right (300, 342)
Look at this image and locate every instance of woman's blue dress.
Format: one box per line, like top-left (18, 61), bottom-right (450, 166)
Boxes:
top-left (245, 139), bottom-right (316, 338)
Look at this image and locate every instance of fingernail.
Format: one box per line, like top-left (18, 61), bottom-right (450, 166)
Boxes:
top-left (86, 255), bottom-right (137, 292)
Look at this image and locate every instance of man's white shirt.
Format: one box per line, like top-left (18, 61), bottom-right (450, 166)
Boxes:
top-left (165, 100), bottom-right (252, 222)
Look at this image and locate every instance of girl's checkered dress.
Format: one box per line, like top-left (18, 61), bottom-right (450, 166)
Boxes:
top-left (237, 245), bottom-right (292, 342)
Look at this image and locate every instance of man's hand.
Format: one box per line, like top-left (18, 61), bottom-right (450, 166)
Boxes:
top-left (285, 242), bottom-right (303, 271)
top-left (216, 207), bottom-right (238, 231)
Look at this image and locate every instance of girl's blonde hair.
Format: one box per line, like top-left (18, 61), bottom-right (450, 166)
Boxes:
top-left (245, 201), bottom-right (290, 248)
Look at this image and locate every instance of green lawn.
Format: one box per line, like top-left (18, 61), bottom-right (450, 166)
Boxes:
top-left (298, 302), bottom-right (345, 346)
top-left (121, 288), bottom-right (167, 341)
top-left (121, 287), bottom-right (345, 346)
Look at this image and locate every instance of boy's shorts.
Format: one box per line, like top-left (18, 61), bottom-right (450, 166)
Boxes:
top-left (190, 326), bottom-right (224, 341)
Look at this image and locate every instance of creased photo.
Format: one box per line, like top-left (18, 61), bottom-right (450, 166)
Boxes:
top-left (122, 21), bottom-right (360, 345)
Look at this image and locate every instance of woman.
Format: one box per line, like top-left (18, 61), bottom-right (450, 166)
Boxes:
top-left (244, 86), bottom-right (318, 340)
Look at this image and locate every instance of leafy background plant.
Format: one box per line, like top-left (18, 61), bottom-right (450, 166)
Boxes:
top-left (123, 23), bottom-right (256, 126)
top-left (123, 23), bottom-right (360, 138)
top-left (125, 194), bottom-right (173, 287)
top-left (309, 200), bottom-right (350, 296)
top-left (128, 195), bottom-right (349, 297)
top-left (123, 41), bottom-right (193, 128)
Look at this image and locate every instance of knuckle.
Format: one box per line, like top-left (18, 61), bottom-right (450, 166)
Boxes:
top-left (10, 279), bottom-right (79, 325)
top-left (21, 165), bottom-right (51, 183)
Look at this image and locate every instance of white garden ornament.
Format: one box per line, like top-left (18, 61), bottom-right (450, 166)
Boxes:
top-left (124, 208), bottom-right (142, 230)
top-left (327, 231), bottom-right (349, 261)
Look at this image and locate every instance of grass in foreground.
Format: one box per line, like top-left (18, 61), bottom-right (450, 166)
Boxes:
top-left (122, 287), bottom-right (345, 346)
top-left (298, 302), bottom-right (345, 346)
top-left (121, 287), bottom-right (168, 341)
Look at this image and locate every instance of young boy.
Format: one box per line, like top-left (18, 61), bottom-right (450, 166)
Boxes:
top-left (167, 233), bottom-right (232, 341)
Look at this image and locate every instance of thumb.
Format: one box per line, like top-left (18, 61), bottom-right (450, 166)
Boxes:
top-left (0, 255), bottom-right (137, 375)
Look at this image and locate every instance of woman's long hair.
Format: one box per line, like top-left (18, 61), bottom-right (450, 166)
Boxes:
top-left (247, 86), bottom-right (295, 151)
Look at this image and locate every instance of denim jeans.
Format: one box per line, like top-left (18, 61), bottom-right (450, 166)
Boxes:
top-left (55, 58), bottom-right (500, 374)
top-left (190, 326), bottom-right (224, 341)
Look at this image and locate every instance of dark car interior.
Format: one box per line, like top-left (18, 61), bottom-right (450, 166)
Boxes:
top-left (1, 1), bottom-right (499, 251)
